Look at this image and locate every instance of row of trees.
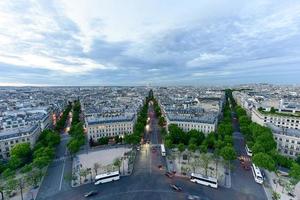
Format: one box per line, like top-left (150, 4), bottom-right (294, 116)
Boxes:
top-left (0, 129), bottom-right (60, 197)
top-left (124, 97), bottom-right (150, 144)
top-left (164, 90), bottom-right (236, 160)
top-left (229, 90), bottom-right (300, 184)
top-left (55, 103), bottom-right (72, 131)
top-left (67, 101), bottom-right (85, 154)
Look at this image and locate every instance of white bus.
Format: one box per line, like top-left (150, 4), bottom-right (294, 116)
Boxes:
top-left (251, 163), bottom-right (263, 184)
top-left (245, 144), bottom-right (253, 157)
top-left (94, 171), bottom-right (120, 185)
top-left (161, 144), bottom-right (166, 156)
top-left (190, 173), bottom-right (218, 188)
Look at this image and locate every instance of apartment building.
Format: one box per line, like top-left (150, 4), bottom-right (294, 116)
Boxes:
top-left (86, 114), bottom-right (136, 140)
top-left (0, 124), bottom-right (41, 159)
top-left (252, 109), bottom-right (300, 130)
top-left (268, 123), bottom-right (300, 158)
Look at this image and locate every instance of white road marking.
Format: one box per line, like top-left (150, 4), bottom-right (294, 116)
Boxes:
top-left (59, 148), bottom-right (67, 191)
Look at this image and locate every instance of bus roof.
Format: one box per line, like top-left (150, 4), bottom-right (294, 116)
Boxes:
top-left (95, 171), bottom-right (119, 180)
top-left (191, 173), bottom-right (217, 182)
top-left (252, 164), bottom-right (262, 177)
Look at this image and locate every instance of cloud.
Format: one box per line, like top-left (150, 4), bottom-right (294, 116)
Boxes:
top-left (186, 53), bottom-right (229, 67)
top-left (0, 0), bottom-right (300, 85)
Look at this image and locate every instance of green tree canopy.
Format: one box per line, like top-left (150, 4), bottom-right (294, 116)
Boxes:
top-left (220, 145), bottom-right (236, 162)
top-left (289, 163), bottom-right (300, 184)
top-left (252, 152), bottom-right (276, 171)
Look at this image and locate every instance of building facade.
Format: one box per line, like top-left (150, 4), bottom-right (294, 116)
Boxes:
top-left (252, 109), bottom-right (300, 130)
top-left (0, 124), bottom-right (41, 159)
top-left (86, 115), bottom-right (136, 141)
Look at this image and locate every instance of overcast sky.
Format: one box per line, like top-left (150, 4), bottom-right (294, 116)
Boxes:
top-left (0, 0), bottom-right (300, 86)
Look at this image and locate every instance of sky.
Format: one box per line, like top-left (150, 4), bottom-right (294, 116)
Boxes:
top-left (0, 0), bottom-right (300, 86)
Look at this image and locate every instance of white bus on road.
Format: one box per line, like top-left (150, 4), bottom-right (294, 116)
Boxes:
top-left (245, 144), bottom-right (253, 157)
top-left (161, 144), bottom-right (166, 156)
top-left (94, 171), bottom-right (120, 185)
top-left (251, 163), bottom-right (263, 184)
top-left (190, 173), bottom-right (218, 188)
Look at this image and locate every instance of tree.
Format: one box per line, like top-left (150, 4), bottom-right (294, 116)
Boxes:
top-left (199, 153), bottom-right (210, 176)
top-left (8, 155), bottom-right (22, 170)
top-left (79, 169), bottom-right (88, 183)
top-left (93, 163), bottom-right (101, 175)
top-left (33, 146), bottom-right (55, 160)
top-left (220, 145), bottom-right (236, 169)
top-left (25, 169), bottom-right (43, 187)
top-left (252, 152), bottom-right (276, 171)
top-left (165, 138), bottom-right (174, 149)
top-left (4, 178), bottom-right (17, 196)
top-left (33, 156), bottom-right (51, 169)
top-left (67, 139), bottom-right (81, 155)
top-left (113, 158), bottom-right (122, 172)
top-left (188, 143), bottom-right (197, 153)
top-left (98, 137), bottom-right (109, 145)
top-left (20, 163), bottom-right (33, 174)
top-left (178, 143), bottom-right (185, 172)
top-left (199, 143), bottom-right (208, 153)
top-left (10, 143), bottom-right (32, 164)
top-left (272, 191), bottom-right (280, 200)
top-left (213, 149), bottom-right (220, 178)
top-left (296, 156), bottom-right (300, 165)
top-left (178, 143), bottom-right (185, 153)
top-left (2, 168), bottom-right (15, 179)
top-left (188, 129), bottom-right (205, 146)
top-left (289, 163), bottom-right (300, 184)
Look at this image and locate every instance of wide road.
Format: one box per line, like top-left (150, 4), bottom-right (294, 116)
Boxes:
top-left (230, 111), bottom-right (268, 200)
top-left (37, 113), bottom-right (73, 200)
top-left (37, 101), bottom-right (267, 200)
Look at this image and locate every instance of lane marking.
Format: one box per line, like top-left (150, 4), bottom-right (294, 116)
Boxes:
top-left (59, 148), bottom-right (67, 191)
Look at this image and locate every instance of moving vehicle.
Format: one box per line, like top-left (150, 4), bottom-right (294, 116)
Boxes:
top-left (245, 144), bottom-right (253, 157)
top-left (170, 184), bottom-right (182, 192)
top-left (190, 173), bottom-right (218, 188)
top-left (161, 144), bottom-right (166, 156)
top-left (251, 163), bottom-right (263, 184)
top-left (94, 171), bottom-right (120, 185)
top-left (84, 191), bottom-right (98, 198)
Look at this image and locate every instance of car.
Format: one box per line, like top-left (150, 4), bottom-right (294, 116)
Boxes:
top-left (84, 191), bottom-right (98, 198)
top-left (187, 195), bottom-right (200, 200)
top-left (165, 172), bottom-right (173, 178)
top-left (170, 184), bottom-right (182, 191)
top-left (136, 146), bottom-right (140, 151)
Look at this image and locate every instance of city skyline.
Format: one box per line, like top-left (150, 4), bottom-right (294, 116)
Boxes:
top-left (1, 0), bottom-right (300, 86)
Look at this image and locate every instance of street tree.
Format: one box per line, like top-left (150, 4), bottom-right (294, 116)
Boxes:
top-left (289, 163), bottom-right (300, 184)
top-left (8, 155), bottom-right (22, 170)
top-left (10, 143), bottom-right (32, 164)
top-left (252, 152), bottom-right (276, 171)
top-left (113, 158), bottom-right (122, 172)
top-left (220, 145), bottom-right (236, 169)
top-left (199, 153), bottom-right (210, 176)
top-left (4, 178), bottom-right (17, 196)
top-left (25, 169), bottom-right (43, 187)
top-left (93, 163), bottom-right (101, 175)
top-left (33, 156), bottom-right (51, 169)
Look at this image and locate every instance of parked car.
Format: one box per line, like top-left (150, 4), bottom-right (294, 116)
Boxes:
top-left (84, 191), bottom-right (98, 198)
top-left (170, 184), bottom-right (182, 192)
